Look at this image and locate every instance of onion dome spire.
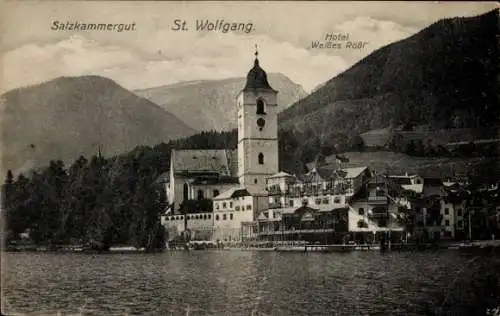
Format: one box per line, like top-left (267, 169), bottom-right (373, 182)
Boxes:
top-left (243, 44), bottom-right (275, 92)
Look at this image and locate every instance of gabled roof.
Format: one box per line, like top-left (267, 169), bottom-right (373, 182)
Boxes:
top-left (213, 186), bottom-right (252, 200)
top-left (172, 149), bottom-right (237, 176)
top-left (368, 173), bottom-right (388, 185)
top-left (257, 212), bottom-right (269, 220)
top-left (402, 184), bottom-right (424, 194)
top-left (301, 166), bottom-right (369, 183)
top-left (343, 167), bottom-right (369, 179)
top-left (268, 171), bottom-right (293, 179)
top-left (298, 168), bottom-right (326, 183)
top-left (285, 206), bottom-right (319, 217)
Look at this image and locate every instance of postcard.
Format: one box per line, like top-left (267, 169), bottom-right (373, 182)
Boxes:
top-left (1, 1), bottom-right (499, 315)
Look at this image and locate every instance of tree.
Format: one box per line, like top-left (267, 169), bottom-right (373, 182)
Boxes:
top-left (414, 139), bottom-right (425, 157)
top-left (424, 139), bottom-right (435, 156)
top-left (350, 135), bottom-right (366, 152)
top-left (3, 170), bottom-right (26, 243)
top-left (3, 170), bottom-right (14, 208)
top-left (387, 132), bottom-right (405, 152)
top-left (405, 140), bottom-right (417, 156)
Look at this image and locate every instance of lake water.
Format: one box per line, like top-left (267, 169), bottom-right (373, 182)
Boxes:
top-left (2, 250), bottom-right (500, 316)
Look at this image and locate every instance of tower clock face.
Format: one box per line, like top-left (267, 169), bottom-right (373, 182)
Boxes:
top-left (257, 118), bottom-right (266, 129)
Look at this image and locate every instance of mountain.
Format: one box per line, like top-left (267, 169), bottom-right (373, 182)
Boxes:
top-left (279, 9), bottom-right (499, 146)
top-left (134, 73), bottom-right (307, 132)
top-left (1, 76), bottom-right (196, 174)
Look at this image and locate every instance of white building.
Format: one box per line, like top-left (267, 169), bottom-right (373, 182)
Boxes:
top-left (212, 187), bottom-right (268, 242)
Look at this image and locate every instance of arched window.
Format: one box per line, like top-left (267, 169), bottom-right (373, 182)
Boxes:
top-left (197, 190), bottom-right (204, 200)
top-left (183, 183), bottom-right (189, 201)
top-left (258, 153), bottom-right (264, 164)
top-left (230, 213), bottom-right (233, 220)
top-left (256, 99), bottom-right (265, 115)
top-left (216, 214), bottom-right (219, 221)
top-left (223, 214), bottom-right (227, 220)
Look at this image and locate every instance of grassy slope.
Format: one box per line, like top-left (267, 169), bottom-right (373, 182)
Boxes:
top-left (323, 151), bottom-right (494, 178)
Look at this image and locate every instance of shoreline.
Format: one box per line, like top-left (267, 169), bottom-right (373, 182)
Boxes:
top-left (5, 240), bottom-right (500, 254)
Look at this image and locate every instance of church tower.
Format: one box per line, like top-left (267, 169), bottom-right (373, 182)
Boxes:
top-left (237, 48), bottom-right (279, 193)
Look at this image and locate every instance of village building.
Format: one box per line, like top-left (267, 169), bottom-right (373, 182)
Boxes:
top-left (347, 173), bottom-right (406, 242)
top-left (257, 166), bottom-right (408, 244)
top-left (212, 187), bottom-right (268, 242)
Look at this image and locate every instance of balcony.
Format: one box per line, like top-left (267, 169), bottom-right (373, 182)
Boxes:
top-left (267, 185), bottom-right (283, 196)
top-left (288, 191), bottom-right (302, 198)
top-left (367, 195), bottom-right (388, 204)
top-left (368, 207), bottom-right (389, 219)
top-left (268, 201), bottom-right (283, 209)
top-left (258, 228), bottom-right (336, 236)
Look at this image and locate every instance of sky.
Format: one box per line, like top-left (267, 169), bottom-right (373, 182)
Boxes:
top-left (1, 1), bottom-right (497, 93)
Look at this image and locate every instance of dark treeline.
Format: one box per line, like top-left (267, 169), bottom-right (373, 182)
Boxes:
top-left (3, 154), bottom-right (167, 250)
top-left (2, 129), bottom-right (236, 250)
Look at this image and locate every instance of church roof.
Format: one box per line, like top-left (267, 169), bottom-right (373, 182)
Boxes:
top-left (172, 149), bottom-right (237, 176)
top-left (190, 175), bottom-right (239, 185)
top-left (242, 57), bottom-right (276, 92)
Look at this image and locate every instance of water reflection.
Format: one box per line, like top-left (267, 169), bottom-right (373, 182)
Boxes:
top-left (2, 251), bottom-right (500, 315)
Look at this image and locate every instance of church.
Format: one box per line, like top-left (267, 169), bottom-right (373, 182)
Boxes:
top-left (161, 50), bottom-right (280, 242)
top-left (160, 50), bottom-right (408, 244)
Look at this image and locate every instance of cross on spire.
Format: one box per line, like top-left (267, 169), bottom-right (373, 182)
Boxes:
top-left (254, 44), bottom-right (259, 66)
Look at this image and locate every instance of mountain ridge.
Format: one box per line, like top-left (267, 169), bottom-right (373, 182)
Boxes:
top-left (1, 75), bottom-right (197, 174)
top-left (134, 73), bottom-right (307, 131)
top-left (278, 9), bottom-right (499, 145)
